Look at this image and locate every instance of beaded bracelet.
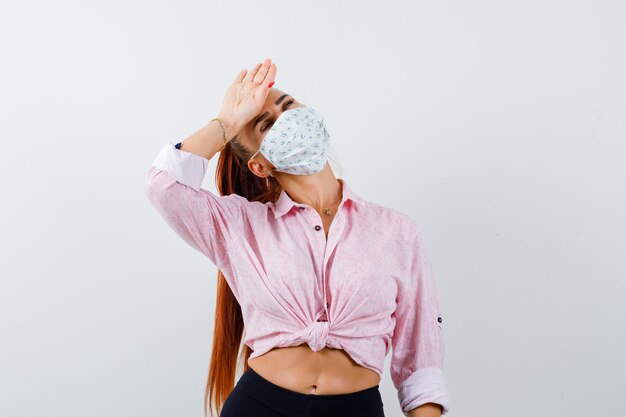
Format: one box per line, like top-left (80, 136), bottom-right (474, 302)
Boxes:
top-left (174, 118), bottom-right (229, 152)
top-left (211, 117), bottom-right (229, 152)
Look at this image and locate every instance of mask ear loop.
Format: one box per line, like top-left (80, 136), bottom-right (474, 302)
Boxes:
top-left (249, 149), bottom-right (274, 177)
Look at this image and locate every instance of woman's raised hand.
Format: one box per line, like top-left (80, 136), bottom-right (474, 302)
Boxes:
top-left (218, 58), bottom-right (277, 136)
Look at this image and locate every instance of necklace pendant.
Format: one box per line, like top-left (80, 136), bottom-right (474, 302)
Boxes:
top-left (323, 208), bottom-right (332, 216)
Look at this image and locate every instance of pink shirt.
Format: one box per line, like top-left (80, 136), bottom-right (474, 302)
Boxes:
top-left (145, 143), bottom-right (451, 416)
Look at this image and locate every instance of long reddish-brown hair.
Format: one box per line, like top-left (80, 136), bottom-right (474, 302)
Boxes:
top-left (204, 133), bottom-right (282, 417)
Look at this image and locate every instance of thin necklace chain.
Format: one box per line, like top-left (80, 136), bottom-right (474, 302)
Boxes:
top-left (315, 186), bottom-right (343, 217)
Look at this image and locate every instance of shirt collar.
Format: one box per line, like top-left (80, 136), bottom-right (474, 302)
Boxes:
top-left (272, 178), bottom-right (359, 219)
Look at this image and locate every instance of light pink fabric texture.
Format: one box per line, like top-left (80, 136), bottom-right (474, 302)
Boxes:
top-left (145, 143), bottom-right (451, 416)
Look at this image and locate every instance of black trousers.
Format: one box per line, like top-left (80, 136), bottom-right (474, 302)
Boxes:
top-left (220, 367), bottom-right (386, 417)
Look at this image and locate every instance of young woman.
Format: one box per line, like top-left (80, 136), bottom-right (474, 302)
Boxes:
top-left (145, 58), bottom-right (451, 417)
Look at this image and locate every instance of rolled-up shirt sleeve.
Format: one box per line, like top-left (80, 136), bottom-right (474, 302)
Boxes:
top-left (144, 142), bottom-right (247, 269)
top-left (390, 224), bottom-right (451, 416)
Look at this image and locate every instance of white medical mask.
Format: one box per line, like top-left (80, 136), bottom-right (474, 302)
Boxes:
top-left (249, 105), bottom-right (330, 176)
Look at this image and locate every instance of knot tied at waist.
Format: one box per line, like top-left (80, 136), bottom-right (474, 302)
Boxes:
top-left (305, 321), bottom-right (338, 352)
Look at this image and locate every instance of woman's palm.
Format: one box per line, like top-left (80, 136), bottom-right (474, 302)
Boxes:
top-left (220, 58), bottom-right (277, 129)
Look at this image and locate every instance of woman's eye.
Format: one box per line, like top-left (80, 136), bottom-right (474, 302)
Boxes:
top-left (261, 100), bottom-right (295, 132)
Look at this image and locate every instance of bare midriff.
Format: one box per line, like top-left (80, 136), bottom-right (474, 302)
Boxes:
top-left (247, 344), bottom-right (381, 395)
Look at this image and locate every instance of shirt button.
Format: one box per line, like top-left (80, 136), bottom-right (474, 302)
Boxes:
top-left (298, 206), bottom-right (305, 210)
top-left (315, 225), bottom-right (322, 231)
top-left (438, 317), bottom-right (443, 323)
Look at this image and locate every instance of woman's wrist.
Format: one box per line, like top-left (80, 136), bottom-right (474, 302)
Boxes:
top-left (215, 112), bottom-right (243, 142)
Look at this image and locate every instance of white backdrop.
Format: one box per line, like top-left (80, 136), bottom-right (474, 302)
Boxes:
top-left (1, 1), bottom-right (625, 416)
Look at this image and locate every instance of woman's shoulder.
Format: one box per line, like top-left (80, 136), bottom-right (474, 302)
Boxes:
top-left (234, 194), bottom-right (291, 222)
top-left (357, 198), bottom-right (420, 236)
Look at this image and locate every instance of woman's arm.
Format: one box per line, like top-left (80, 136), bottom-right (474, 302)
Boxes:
top-left (175, 113), bottom-right (240, 160)
top-left (145, 140), bottom-right (248, 269)
top-left (408, 403), bottom-right (444, 417)
top-left (144, 109), bottom-right (243, 270)
top-left (390, 223), bottom-right (451, 416)
top-left (144, 58), bottom-right (277, 268)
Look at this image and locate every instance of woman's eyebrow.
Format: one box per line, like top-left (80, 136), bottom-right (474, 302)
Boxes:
top-left (253, 94), bottom-right (293, 129)
top-left (275, 93), bottom-right (290, 105)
